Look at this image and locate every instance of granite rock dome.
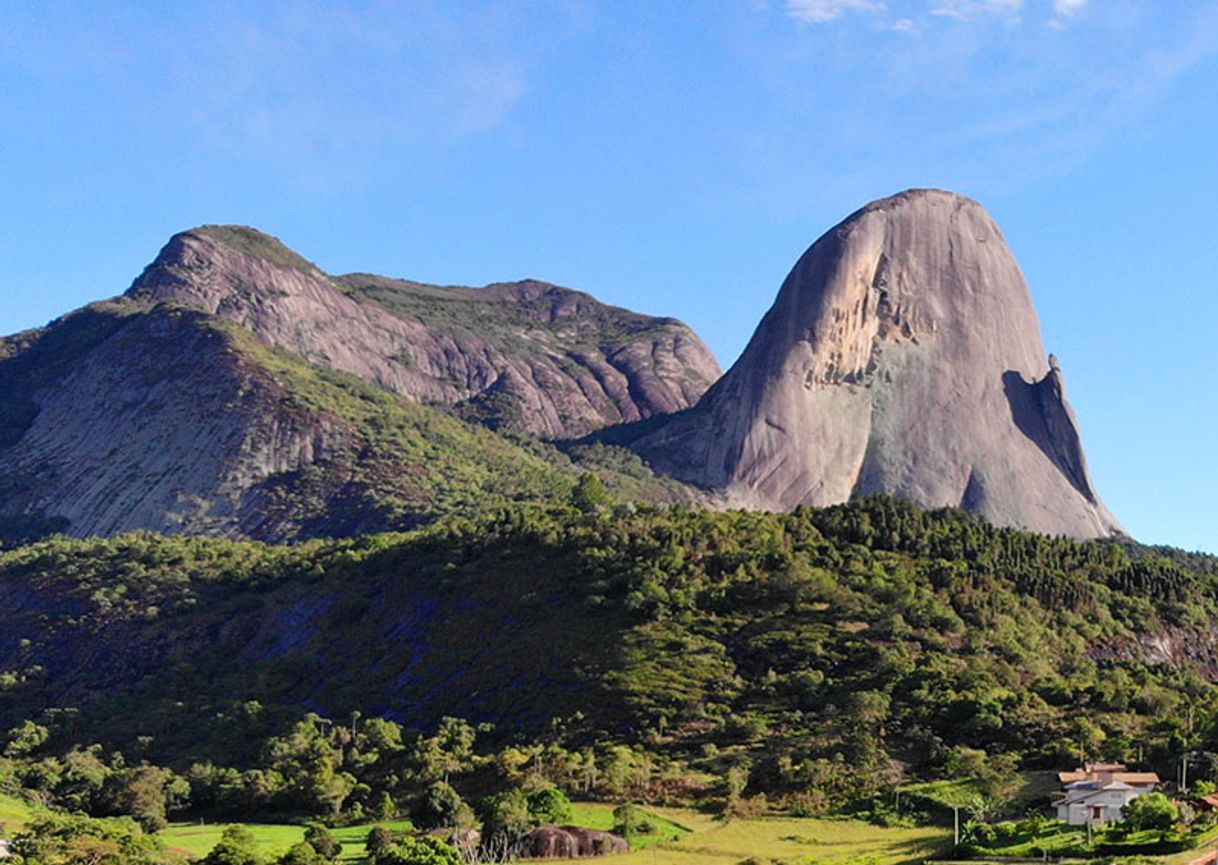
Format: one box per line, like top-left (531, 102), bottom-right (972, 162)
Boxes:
top-left (617, 189), bottom-right (1122, 539)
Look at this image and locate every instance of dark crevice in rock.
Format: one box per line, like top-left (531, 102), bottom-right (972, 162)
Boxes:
top-left (1002, 364), bottom-right (1096, 503)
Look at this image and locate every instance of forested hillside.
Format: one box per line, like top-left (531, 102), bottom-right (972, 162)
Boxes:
top-left (1, 495), bottom-right (1216, 831)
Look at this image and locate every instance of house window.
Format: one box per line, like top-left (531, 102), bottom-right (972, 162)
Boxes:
top-left (1093, 807), bottom-right (1103, 820)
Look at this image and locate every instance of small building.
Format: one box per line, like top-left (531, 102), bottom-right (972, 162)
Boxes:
top-left (1053, 763), bottom-right (1160, 826)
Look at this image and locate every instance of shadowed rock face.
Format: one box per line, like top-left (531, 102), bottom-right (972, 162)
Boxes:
top-left (0, 306), bottom-right (347, 540)
top-left (127, 227), bottom-right (720, 439)
top-left (620, 189), bottom-right (1122, 539)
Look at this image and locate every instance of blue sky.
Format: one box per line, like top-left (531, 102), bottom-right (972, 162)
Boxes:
top-left (1, 1), bottom-right (1215, 552)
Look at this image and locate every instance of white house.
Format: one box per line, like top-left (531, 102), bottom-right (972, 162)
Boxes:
top-left (1053, 763), bottom-right (1160, 827)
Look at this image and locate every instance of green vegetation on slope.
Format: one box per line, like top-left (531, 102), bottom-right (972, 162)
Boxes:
top-left (0, 790), bottom-right (37, 829)
top-left (618, 807), bottom-right (944, 865)
top-left (214, 315), bottom-right (695, 536)
top-left (193, 225), bottom-right (321, 274)
top-left (159, 808), bottom-right (934, 865)
top-left (211, 317), bottom-right (580, 536)
top-left (1, 497), bottom-right (1218, 864)
top-left (333, 273), bottom-right (663, 353)
top-left (0, 496), bottom-right (1216, 802)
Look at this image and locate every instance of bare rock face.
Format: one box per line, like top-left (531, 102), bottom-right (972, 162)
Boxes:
top-left (0, 305), bottom-right (347, 539)
top-left (127, 227), bottom-right (720, 439)
top-left (622, 189), bottom-right (1122, 539)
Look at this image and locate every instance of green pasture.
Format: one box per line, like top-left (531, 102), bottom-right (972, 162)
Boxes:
top-left (566, 802), bottom-right (690, 851)
top-left (610, 808), bottom-right (945, 865)
top-left (160, 819), bottom-right (415, 861)
top-left (161, 806), bottom-right (945, 864)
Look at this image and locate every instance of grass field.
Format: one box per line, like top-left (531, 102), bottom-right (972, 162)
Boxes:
top-left (159, 807), bottom-right (684, 859)
top-left (609, 808), bottom-right (946, 865)
top-left (160, 819), bottom-right (415, 861)
top-left (963, 820), bottom-right (1218, 863)
top-left (161, 806), bottom-right (946, 864)
top-left (567, 803), bottom-right (690, 851)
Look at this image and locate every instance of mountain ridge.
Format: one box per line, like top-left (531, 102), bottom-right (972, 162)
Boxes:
top-left (0, 297), bottom-right (701, 544)
top-left (0, 190), bottom-right (1125, 543)
top-left (128, 225), bottom-right (721, 439)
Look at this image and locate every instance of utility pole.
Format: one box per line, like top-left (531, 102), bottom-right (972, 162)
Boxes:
top-left (953, 806), bottom-right (960, 848)
top-left (1181, 750), bottom-right (1210, 793)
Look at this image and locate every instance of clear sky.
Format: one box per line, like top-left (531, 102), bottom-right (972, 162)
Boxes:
top-left (1, 1), bottom-right (1215, 553)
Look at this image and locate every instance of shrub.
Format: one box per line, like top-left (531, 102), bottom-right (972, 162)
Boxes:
top-left (1123, 793), bottom-right (1179, 832)
top-left (785, 789), bottom-right (830, 817)
top-left (525, 785), bottom-right (572, 825)
top-left (303, 823), bottom-right (342, 860)
top-left (478, 789), bottom-right (534, 849)
top-left (414, 782), bottom-right (473, 831)
top-left (993, 820), bottom-right (1019, 841)
top-left (203, 825), bottom-right (264, 865)
top-left (374, 836), bottom-right (462, 865)
top-left (366, 827), bottom-right (396, 860)
top-left (278, 842), bottom-right (322, 865)
top-left (613, 803), bottom-right (644, 837)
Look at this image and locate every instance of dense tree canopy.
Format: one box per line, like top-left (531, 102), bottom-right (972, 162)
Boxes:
top-left (0, 497), bottom-right (1216, 831)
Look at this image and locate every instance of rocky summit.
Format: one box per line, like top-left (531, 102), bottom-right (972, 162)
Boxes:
top-left (610, 189), bottom-right (1122, 539)
top-left (128, 226), bottom-right (721, 439)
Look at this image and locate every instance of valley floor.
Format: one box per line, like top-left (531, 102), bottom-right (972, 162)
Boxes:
top-left (616, 808), bottom-right (944, 865)
top-left (160, 805), bottom-right (947, 865)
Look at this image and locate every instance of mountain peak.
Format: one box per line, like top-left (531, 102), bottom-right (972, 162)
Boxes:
top-left (614, 189), bottom-right (1122, 539)
top-left (125, 224), bottom-right (325, 312)
top-left (867, 186), bottom-right (979, 206)
top-left (128, 225), bottom-right (323, 291)
top-left (184, 224), bottom-right (321, 273)
top-left (839, 188), bottom-right (985, 227)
